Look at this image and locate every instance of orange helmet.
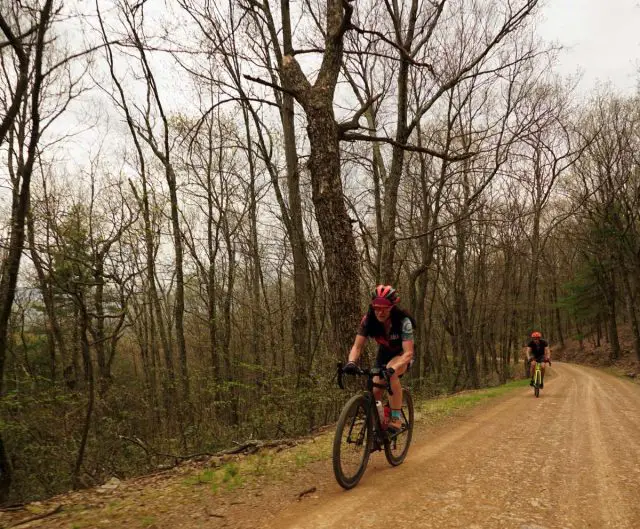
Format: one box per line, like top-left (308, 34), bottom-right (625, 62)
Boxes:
top-left (371, 285), bottom-right (400, 307)
top-left (531, 331), bottom-right (542, 339)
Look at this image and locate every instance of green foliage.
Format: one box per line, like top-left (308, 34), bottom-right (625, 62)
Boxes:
top-left (416, 379), bottom-right (530, 420)
top-left (557, 263), bottom-right (603, 325)
top-left (50, 203), bottom-right (94, 299)
top-left (183, 462), bottom-right (243, 493)
top-left (221, 462), bottom-right (242, 490)
top-left (183, 468), bottom-right (216, 486)
top-left (0, 387), bottom-right (81, 500)
top-left (250, 452), bottom-right (274, 476)
top-left (294, 450), bottom-right (311, 467)
top-left (140, 515), bottom-right (156, 527)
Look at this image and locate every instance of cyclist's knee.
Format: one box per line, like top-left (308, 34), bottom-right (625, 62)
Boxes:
top-left (392, 364), bottom-right (407, 377)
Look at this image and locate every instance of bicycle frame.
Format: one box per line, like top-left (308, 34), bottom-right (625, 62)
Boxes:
top-left (333, 363), bottom-right (415, 488)
top-left (531, 360), bottom-right (546, 397)
top-left (533, 362), bottom-right (543, 386)
top-left (337, 364), bottom-right (394, 448)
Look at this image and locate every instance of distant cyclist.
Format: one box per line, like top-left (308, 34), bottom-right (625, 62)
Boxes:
top-left (343, 285), bottom-right (415, 431)
top-left (527, 331), bottom-right (551, 388)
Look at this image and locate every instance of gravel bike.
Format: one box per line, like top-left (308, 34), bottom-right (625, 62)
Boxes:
top-left (531, 359), bottom-right (551, 398)
top-left (333, 362), bottom-right (414, 489)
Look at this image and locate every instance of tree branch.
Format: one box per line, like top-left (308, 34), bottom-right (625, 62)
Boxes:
top-left (338, 93), bottom-right (381, 132)
top-left (244, 74), bottom-right (297, 97)
top-left (5, 505), bottom-right (62, 528)
top-left (341, 132), bottom-right (476, 161)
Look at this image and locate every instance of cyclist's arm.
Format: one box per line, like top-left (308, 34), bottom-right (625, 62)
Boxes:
top-left (545, 345), bottom-right (551, 362)
top-left (397, 339), bottom-right (414, 369)
top-left (392, 317), bottom-right (415, 370)
top-left (526, 346), bottom-right (533, 361)
top-left (348, 334), bottom-right (367, 363)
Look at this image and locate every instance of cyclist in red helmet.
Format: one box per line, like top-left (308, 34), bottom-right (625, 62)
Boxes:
top-left (343, 285), bottom-right (416, 431)
top-left (527, 331), bottom-right (551, 388)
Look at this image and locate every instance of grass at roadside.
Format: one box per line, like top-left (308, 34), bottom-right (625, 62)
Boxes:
top-left (180, 378), bottom-right (531, 494)
top-left (415, 378), bottom-right (530, 423)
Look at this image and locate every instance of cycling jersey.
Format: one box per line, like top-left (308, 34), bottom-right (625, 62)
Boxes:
top-left (357, 307), bottom-right (415, 367)
top-left (528, 339), bottom-right (548, 361)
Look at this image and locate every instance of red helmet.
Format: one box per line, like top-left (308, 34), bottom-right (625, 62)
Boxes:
top-left (371, 285), bottom-right (399, 308)
top-left (531, 331), bottom-right (542, 339)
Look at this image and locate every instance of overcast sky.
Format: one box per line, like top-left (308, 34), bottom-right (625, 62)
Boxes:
top-left (538, 0), bottom-right (640, 93)
top-left (20, 0), bottom-right (640, 180)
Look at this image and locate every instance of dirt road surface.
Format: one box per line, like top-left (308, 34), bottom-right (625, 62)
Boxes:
top-left (267, 363), bottom-right (640, 529)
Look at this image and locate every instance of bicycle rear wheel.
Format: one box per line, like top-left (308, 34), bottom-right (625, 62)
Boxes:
top-left (384, 388), bottom-right (414, 466)
top-left (333, 394), bottom-right (372, 489)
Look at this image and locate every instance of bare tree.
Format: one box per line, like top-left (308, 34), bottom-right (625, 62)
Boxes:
top-left (343, 0), bottom-right (541, 282)
top-left (0, 0), bottom-right (56, 502)
top-left (235, 0), bottom-right (361, 355)
top-left (96, 0), bottom-right (190, 401)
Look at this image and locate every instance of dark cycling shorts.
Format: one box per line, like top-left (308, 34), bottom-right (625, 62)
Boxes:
top-left (376, 349), bottom-right (413, 372)
top-left (531, 356), bottom-right (546, 364)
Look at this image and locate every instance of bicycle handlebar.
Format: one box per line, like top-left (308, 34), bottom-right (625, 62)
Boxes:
top-left (527, 358), bottom-right (552, 365)
top-left (336, 362), bottom-right (394, 396)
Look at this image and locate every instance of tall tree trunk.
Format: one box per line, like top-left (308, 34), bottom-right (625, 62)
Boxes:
top-left (27, 208), bottom-right (69, 380)
top-left (622, 272), bottom-right (640, 362)
top-left (279, 0), bottom-right (313, 380)
top-left (277, 0), bottom-right (360, 356)
top-left (132, 180), bottom-right (175, 411)
top-left (454, 217), bottom-right (478, 388)
top-left (0, 0), bottom-right (54, 502)
top-left (551, 270), bottom-right (565, 347)
top-left (605, 276), bottom-right (620, 361)
top-left (526, 209), bottom-right (541, 329)
top-left (93, 257), bottom-right (109, 394)
top-left (305, 107), bottom-right (360, 355)
top-left (72, 302), bottom-right (94, 489)
top-left (165, 165), bottom-right (189, 402)
top-left (240, 105), bottom-right (263, 368)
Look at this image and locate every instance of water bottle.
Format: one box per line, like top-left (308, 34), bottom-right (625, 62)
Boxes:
top-left (376, 400), bottom-right (385, 424)
top-left (383, 404), bottom-right (391, 424)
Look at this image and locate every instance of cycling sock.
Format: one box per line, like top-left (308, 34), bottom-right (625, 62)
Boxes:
top-left (391, 409), bottom-right (401, 420)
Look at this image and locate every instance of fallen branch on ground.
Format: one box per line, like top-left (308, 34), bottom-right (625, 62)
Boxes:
top-left (4, 505), bottom-right (62, 528)
top-left (119, 435), bottom-right (306, 469)
top-left (217, 438), bottom-right (301, 456)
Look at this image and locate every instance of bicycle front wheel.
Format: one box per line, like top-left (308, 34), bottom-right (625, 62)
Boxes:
top-left (384, 388), bottom-right (414, 466)
top-left (332, 394), bottom-right (372, 489)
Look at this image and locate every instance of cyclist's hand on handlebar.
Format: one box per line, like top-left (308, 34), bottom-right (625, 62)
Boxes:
top-left (343, 361), bottom-right (359, 375)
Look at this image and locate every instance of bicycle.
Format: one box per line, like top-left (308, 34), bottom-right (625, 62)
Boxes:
top-left (531, 359), bottom-right (551, 398)
top-left (332, 362), bottom-right (414, 489)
